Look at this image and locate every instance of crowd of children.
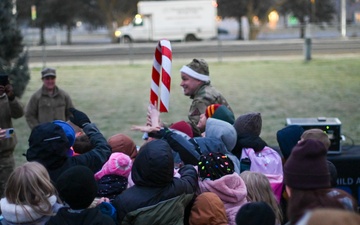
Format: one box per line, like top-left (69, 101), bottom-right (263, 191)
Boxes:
top-left (0, 104), bottom-right (360, 225)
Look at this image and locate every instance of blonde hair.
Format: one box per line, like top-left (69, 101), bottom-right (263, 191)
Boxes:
top-left (4, 162), bottom-right (59, 218)
top-left (240, 171), bottom-right (283, 223)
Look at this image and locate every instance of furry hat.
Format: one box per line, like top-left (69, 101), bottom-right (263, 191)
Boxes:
top-left (107, 133), bottom-right (138, 161)
top-left (235, 202), bottom-right (276, 225)
top-left (198, 152), bottom-right (234, 180)
top-left (56, 166), bottom-right (98, 209)
top-left (284, 139), bottom-right (330, 189)
top-left (94, 152), bottom-right (132, 180)
top-left (180, 58), bottom-right (210, 82)
top-left (234, 112), bottom-right (262, 137)
top-left (170, 120), bottom-right (194, 138)
top-left (53, 120), bottom-right (76, 147)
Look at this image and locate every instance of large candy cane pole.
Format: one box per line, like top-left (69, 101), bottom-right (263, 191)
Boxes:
top-left (150, 39), bottom-right (172, 112)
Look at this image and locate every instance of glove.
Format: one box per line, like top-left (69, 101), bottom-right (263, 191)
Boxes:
top-left (148, 127), bottom-right (172, 139)
top-left (69, 108), bottom-right (91, 128)
top-left (5, 84), bottom-right (15, 101)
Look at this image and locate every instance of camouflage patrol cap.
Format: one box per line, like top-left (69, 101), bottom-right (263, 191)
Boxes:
top-left (41, 67), bottom-right (56, 78)
top-left (187, 59), bottom-right (209, 76)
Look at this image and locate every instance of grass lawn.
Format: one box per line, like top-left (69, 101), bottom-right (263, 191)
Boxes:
top-left (12, 56), bottom-right (360, 165)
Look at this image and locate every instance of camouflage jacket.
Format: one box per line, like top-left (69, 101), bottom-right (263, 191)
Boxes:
top-left (0, 95), bottom-right (24, 155)
top-left (188, 83), bottom-right (233, 137)
top-left (25, 85), bottom-right (74, 129)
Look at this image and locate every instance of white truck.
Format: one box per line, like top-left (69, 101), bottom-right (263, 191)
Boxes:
top-left (115, 0), bottom-right (218, 43)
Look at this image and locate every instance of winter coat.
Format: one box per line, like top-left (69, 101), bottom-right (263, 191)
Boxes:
top-left (26, 123), bottom-right (111, 183)
top-left (25, 85), bottom-right (73, 129)
top-left (159, 128), bottom-right (240, 173)
top-left (45, 207), bottom-right (115, 225)
top-left (188, 83), bottom-right (233, 136)
top-left (0, 95), bottom-right (23, 155)
top-left (113, 140), bottom-right (198, 225)
top-left (0, 195), bottom-right (62, 225)
top-left (198, 173), bottom-right (248, 225)
top-left (96, 174), bottom-right (128, 200)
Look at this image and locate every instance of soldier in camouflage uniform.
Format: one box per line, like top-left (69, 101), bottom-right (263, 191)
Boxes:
top-left (0, 74), bottom-right (24, 197)
top-left (180, 59), bottom-right (233, 137)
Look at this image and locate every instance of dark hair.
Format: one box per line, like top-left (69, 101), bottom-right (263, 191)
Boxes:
top-left (73, 134), bottom-right (93, 154)
top-left (287, 188), bottom-right (352, 224)
top-left (0, 75), bottom-right (9, 86)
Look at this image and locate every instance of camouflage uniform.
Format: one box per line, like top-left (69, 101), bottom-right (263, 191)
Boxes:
top-left (0, 94), bottom-right (24, 197)
top-left (25, 85), bottom-right (74, 129)
top-left (188, 83), bottom-right (233, 137)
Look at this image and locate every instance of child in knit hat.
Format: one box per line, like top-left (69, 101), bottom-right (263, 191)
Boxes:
top-left (53, 120), bottom-right (76, 156)
top-left (94, 152), bottom-right (132, 200)
top-left (26, 108), bottom-right (112, 183)
top-left (47, 165), bottom-right (116, 225)
top-left (235, 202), bottom-right (276, 225)
top-left (107, 133), bottom-right (138, 161)
top-left (198, 152), bottom-right (248, 225)
top-left (169, 120), bottom-right (194, 138)
top-left (232, 112), bottom-right (266, 157)
top-left (233, 112), bottom-right (283, 201)
top-left (112, 139), bottom-right (198, 224)
top-left (197, 104), bottom-right (235, 134)
top-left (276, 125), bottom-right (304, 161)
top-left (299, 128), bottom-right (338, 187)
top-left (284, 139), bottom-right (357, 224)
top-left (299, 128), bottom-right (331, 150)
top-left (189, 192), bottom-right (228, 225)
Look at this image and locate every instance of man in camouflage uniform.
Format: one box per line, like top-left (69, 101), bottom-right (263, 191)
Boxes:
top-left (25, 67), bottom-right (74, 129)
top-left (0, 74), bottom-right (24, 197)
top-left (180, 59), bottom-right (233, 137)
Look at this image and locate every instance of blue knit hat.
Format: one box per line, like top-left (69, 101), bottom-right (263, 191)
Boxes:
top-left (53, 120), bottom-right (75, 147)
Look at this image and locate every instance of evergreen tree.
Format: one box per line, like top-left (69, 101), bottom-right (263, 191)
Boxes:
top-left (0, 0), bottom-right (30, 98)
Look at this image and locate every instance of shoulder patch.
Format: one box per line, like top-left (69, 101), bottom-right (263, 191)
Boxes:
top-left (190, 108), bottom-right (201, 116)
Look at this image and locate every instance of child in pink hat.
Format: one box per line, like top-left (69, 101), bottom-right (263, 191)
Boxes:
top-left (94, 152), bottom-right (132, 200)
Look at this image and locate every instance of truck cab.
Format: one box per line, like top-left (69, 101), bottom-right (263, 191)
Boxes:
top-left (114, 0), bottom-right (217, 43)
top-left (115, 14), bottom-right (151, 43)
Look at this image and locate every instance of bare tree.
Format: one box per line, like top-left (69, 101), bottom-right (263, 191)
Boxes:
top-left (279, 0), bottom-right (336, 38)
top-left (217, 0), bottom-right (282, 40)
top-left (97, 0), bottom-right (138, 43)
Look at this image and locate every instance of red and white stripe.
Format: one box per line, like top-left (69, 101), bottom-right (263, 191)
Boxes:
top-left (150, 39), bottom-right (172, 112)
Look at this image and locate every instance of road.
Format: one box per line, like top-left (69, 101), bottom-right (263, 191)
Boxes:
top-left (27, 38), bottom-right (360, 65)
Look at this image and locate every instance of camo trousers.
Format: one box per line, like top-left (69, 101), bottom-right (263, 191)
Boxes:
top-left (0, 154), bottom-right (15, 198)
